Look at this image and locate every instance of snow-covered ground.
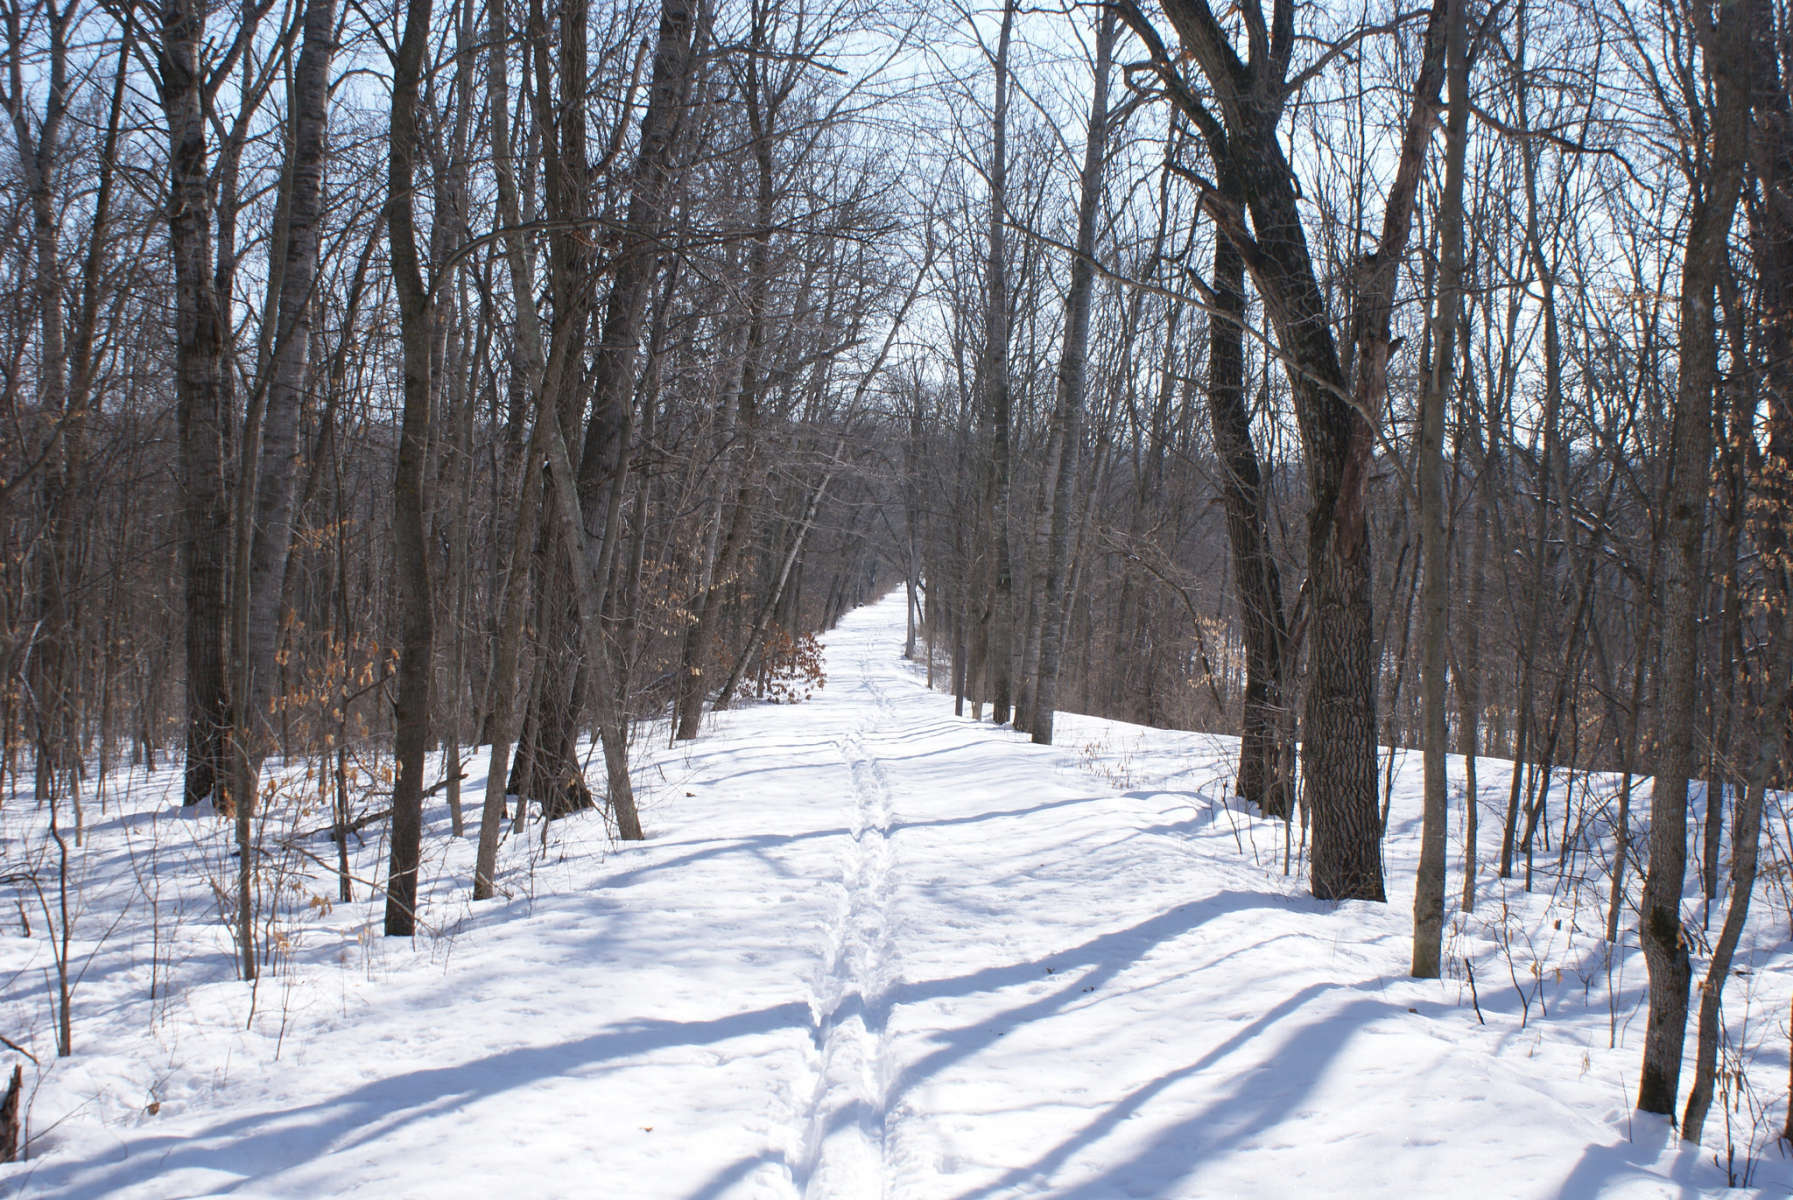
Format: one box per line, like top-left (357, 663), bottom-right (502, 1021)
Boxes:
top-left (1, 590), bottom-right (1789, 1197)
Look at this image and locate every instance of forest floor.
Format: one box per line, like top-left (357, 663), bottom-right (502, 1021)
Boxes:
top-left (1, 590), bottom-right (1790, 1198)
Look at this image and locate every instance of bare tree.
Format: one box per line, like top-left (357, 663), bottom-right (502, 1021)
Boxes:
top-left (1412, 0), bottom-right (1469, 978)
top-left (1032, 6), bottom-right (1114, 747)
top-left (1120, 0), bottom-right (1449, 900)
top-left (383, 0), bottom-right (436, 938)
top-left (155, 0), bottom-right (242, 810)
top-left (1683, 0), bottom-right (1793, 1140)
top-left (1637, 0), bottom-right (1748, 1119)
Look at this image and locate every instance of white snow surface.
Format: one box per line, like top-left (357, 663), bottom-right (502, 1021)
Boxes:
top-left (2, 590), bottom-right (1790, 1198)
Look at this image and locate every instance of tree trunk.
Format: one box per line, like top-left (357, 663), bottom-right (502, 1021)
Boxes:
top-left (474, 0), bottom-right (549, 896)
top-left (1686, 2), bottom-right (1793, 1136)
top-left (1135, 0), bottom-right (1448, 900)
top-left (158, 0), bottom-right (234, 810)
top-left (1412, 0), bottom-right (1467, 978)
top-left (1201, 192), bottom-right (1289, 814)
top-left (1638, 0), bottom-right (1746, 1116)
top-left (1681, 641), bottom-right (1786, 1142)
top-left (980, 0), bottom-right (1016, 726)
top-left (1033, 7), bottom-right (1113, 747)
top-left (567, 0), bottom-right (697, 836)
top-left (384, 0), bottom-right (437, 938)
top-left (1455, 492), bottom-right (1487, 913)
top-left (242, 0), bottom-right (337, 760)
top-left (473, 426), bottom-right (543, 898)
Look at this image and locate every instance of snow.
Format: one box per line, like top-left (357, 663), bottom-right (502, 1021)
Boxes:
top-left (1, 589), bottom-right (1789, 1197)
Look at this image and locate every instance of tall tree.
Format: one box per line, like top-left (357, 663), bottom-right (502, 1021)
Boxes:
top-left (572, 0), bottom-right (698, 835)
top-left (156, 0), bottom-right (237, 809)
top-left (974, 0), bottom-right (1016, 726)
top-left (1121, 0), bottom-right (1450, 900)
top-left (1637, 0), bottom-right (1748, 1118)
top-left (1413, 0), bottom-right (1470, 978)
top-left (1198, 174), bottom-right (1291, 817)
top-left (674, 0), bottom-right (784, 743)
top-left (473, 0), bottom-right (549, 898)
top-left (1032, 5), bottom-right (1114, 747)
top-left (384, 0), bottom-right (436, 937)
top-left (1681, 0), bottom-right (1788, 1141)
top-left (238, 0), bottom-right (337, 768)
top-left (228, 0), bottom-right (339, 974)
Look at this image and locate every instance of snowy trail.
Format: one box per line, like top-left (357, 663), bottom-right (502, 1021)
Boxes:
top-left (800, 731), bottom-right (899, 1192)
top-left (5, 590), bottom-right (1787, 1199)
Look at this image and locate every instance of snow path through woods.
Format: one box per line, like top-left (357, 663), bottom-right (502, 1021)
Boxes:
top-left (7, 590), bottom-right (1788, 1198)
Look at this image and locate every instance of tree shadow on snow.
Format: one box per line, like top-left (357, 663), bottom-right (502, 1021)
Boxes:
top-left (682, 890), bottom-right (1283, 1199)
top-left (21, 998), bottom-right (816, 1197)
top-left (949, 982), bottom-right (1383, 1200)
top-left (1550, 1120), bottom-right (1703, 1200)
top-left (598, 792), bottom-right (1112, 890)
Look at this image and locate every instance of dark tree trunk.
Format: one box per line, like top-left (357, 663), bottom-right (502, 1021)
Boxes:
top-left (1131, 0), bottom-right (1448, 901)
top-left (0, 1065), bottom-right (19, 1163)
top-left (1413, 0), bottom-right (1468, 974)
top-left (1202, 188), bottom-right (1289, 816)
top-left (1684, 0), bottom-right (1790, 1141)
top-left (566, 0), bottom-right (697, 837)
top-left (158, 0), bottom-right (234, 809)
top-left (525, 0), bottom-right (605, 826)
top-left (384, 0), bottom-right (437, 938)
top-left (1639, 0), bottom-right (1747, 1117)
top-left (980, 0), bottom-right (1016, 726)
top-left (1033, 8), bottom-right (1113, 747)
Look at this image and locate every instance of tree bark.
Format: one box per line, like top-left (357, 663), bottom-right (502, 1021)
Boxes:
top-left (1200, 187), bottom-right (1289, 815)
top-left (980, 0), bottom-right (1016, 727)
top-left (1413, 0), bottom-right (1468, 978)
top-left (1131, 0), bottom-right (1448, 900)
top-left (1033, 8), bottom-right (1113, 748)
top-left (1685, 0), bottom-right (1792, 1136)
top-left (1638, 0), bottom-right (1746, 1117)
top-left (158, 0), bottom-right (234, 810)
top-left (384, 0), bottom-right (437, 938)
top-left (242, 0), bottom-right (337, 759)
top-left (473, 0), bottom-right (549, 897)
top-left (563, 0), bottom-right (697, 837)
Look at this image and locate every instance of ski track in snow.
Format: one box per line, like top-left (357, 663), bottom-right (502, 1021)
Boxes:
top-left (798, 660), bottom-right (900, 1197)
top-left (0, 590), bottom-right (1788, 1200)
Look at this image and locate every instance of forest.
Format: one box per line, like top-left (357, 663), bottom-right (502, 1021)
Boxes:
top-left (2, 0), bottom-right (1792, 1187)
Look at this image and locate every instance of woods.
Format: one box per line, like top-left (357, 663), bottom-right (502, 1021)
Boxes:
top-left (2, 0), bottom-right (1792, 1165)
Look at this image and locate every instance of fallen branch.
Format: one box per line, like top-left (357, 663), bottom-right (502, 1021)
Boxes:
top-left (285, 771), bottom-right (467, 844)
